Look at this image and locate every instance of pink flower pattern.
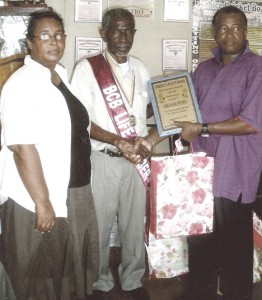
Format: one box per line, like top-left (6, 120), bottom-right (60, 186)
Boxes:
top-left (161, 203), bottom-right (177, 219)
top-left (150, 153), bottom-right (214, 238)
top-left (189, 223), bottom-right (204, 235)
top-left (186, 170), bottom-right (199, 185)
top-left (192, 188), bottom-right (206, 204)
top-left (146, 233), bottom-right (188, 278)
top-left (192, 156), bottom-right (209, 168)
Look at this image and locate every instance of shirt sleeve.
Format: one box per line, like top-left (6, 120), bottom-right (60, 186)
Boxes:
top-left (1, 75), bottom-right (38, 146)
top-left (71, 59), bottom-right (96, 119)
top-left (238, 57), bottom-right (262, 132)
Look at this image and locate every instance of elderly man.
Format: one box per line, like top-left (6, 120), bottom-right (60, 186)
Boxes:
top-left (71, 8), bottom-right (151, 300)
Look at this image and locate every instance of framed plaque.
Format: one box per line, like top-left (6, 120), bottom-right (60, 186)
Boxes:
top-left (148, 72), bottom-right (202, 137)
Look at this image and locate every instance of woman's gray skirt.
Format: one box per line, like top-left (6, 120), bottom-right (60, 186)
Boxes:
top-left (0, 184), bottom-right (99, 300)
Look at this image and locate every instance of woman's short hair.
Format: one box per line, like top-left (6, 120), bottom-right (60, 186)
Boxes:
top-left (102, 8), bottom-right (135, 32)
top-left (26, 10), bottom-right (64, 40)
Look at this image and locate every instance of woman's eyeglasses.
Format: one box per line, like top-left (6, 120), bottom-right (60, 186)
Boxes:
top-left (32, 33), bottom-right (67, 41)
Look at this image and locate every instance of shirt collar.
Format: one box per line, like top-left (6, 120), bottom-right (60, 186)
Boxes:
top-left (24, 55), bottom-right (68, 82)
top-left (211, 40), bottom-right (250, 64)
top-left (105, 50), bottom-right (130, 67)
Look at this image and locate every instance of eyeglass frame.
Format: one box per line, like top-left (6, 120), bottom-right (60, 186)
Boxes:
top-left (31, 33), bottom-right (67, 41)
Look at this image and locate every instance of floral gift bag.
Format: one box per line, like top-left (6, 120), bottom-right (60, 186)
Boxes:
top-left (146, 232), bottom-right (189, 279)
top-left (150, 152), bottom-right (214, 239)
top-left (253, 212), bottom-right (262, 283)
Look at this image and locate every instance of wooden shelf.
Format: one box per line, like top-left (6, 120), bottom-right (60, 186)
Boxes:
top-left (0, 4), bottom-right (50, 15)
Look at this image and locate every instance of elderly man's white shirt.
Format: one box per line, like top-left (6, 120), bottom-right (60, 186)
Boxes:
top-left (71, 51), bottom-right (150, 151)
top-left (0, 56), bottom-right (78, 217)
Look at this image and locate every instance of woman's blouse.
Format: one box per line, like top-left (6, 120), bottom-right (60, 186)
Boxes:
top-left (55, 80), bottom-right (91, 188)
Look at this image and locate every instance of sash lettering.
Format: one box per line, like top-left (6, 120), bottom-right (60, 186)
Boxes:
top-left (88, 54), bottom-right (150, 187)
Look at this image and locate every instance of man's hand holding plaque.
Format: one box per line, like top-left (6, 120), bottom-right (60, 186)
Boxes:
top-left (147, 72), bottom-right (202, 137)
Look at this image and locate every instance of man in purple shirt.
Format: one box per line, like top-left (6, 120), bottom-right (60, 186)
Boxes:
top-left (171, 5), bottom-right (262, 300)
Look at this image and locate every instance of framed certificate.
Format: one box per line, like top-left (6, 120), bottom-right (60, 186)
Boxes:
top-left (75, 37), bottom-right (102, 62)
top-left (162, 39), bottom-right (188, 71)
top-left (147, 72), bottom-right (202, 137)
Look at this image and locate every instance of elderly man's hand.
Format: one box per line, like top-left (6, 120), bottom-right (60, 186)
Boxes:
top-left (116, 138), bottom-right (151, 164)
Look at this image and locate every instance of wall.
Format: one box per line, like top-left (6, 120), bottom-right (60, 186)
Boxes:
top-left (62, 0), bottom-right (192, 154)
top-left (45, 0), bottom-right (257, 154)
top-left (40, 0), bottom-right (261, 77)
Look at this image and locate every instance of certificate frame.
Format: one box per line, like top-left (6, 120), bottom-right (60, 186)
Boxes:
top-left (162, 39), bottom-right (188, 71)
top-left (74, 0), bottom-right (102, 23)
top-left (75, 37), bottom-right (102, 62)
top-left (147, 72), bottom-right (202, 137)
top-left (164, 0), bottom-right (189, 22)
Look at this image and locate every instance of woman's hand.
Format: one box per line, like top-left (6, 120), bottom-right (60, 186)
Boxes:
top-left (35, 200), bottom-right (56, 233)
top-left (8, 144), bottom-right (55, 233)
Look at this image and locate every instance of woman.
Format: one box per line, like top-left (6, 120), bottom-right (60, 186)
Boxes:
top-left (0, 10), bottom-right (99, 300)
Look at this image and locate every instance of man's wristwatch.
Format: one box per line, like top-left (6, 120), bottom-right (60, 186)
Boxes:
top-left (201, 123), bottom-right (209, 137)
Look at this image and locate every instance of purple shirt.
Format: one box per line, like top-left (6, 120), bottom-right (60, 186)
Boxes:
top-left (192, 43), bottom-right (262, 203)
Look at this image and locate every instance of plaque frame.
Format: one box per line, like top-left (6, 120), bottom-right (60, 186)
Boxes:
top-left (147, 72), bottom-right (202, 137)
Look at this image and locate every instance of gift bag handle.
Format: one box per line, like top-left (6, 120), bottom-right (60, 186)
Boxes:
top-left (173, 137), bottom-right (193, 156)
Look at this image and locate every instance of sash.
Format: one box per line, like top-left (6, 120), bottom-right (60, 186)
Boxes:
top-left (87, 54), bottom-right (150, 187)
